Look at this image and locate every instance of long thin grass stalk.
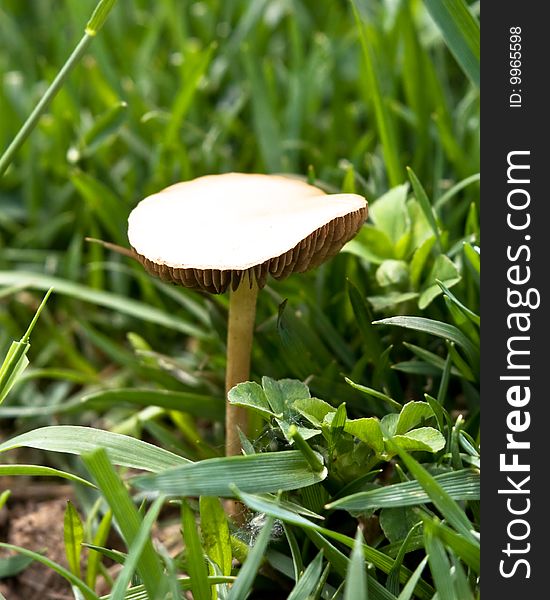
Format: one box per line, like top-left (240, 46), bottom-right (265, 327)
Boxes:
top-left (0, 0), bottom-right (118, 177)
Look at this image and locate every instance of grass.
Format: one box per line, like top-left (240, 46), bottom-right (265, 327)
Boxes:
top-left (0, 0), bottom-right (479, 598)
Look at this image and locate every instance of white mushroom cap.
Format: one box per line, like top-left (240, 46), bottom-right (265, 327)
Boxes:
top-left (128, 173), bottom-right (367, 293)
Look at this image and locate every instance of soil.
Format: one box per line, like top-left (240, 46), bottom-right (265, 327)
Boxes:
top-left (0, 489), bottom-right (73, 600)
top-left (0, 480), bottom-right (185, 600)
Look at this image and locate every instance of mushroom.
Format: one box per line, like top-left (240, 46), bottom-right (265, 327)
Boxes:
top-left (126, 173), bottom-right (367, 457)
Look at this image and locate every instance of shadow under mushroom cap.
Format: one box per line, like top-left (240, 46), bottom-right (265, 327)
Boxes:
top-left (128, 173), bottom-right (368, 294)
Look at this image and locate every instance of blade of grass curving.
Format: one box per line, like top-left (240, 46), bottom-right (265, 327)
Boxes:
top-left (0, 543), bottom-right (99, 600)
top-left (344, 529), bottom-right (368, 600)
top-left (0, 272), bottom-right (206, 338)
top-left (133, 451), bottom-right (327, 497)
top-left (401, 342), bottom-right (468, 380)
top-left (0, 0), bottom-right (118, 176)
top-left (82, 449), bottom-right (164, 598)
top-left (373, 316), bottom-right (479, 370)
top-left (109, 495), bottom-right (166, 600)
top-left (0, 426), bottom-right (189, 471)
top-left (423, 0), bottom-right (480, 87)
top-left (326, 470), bottom-right (479, 511)
top-left (80, 388), bottom-right (223, 420)
top-left (82, 544), bottom-right (126, 565)
top-left (438, 280), bottom-right (480, 325)
top-left (227, 515), bottom-right (274, 600)
top-left (0, 465), bottom-right (94, 488)
top-left (345, 378), bottom-right (402, 411)
top-left (443, 297), bottom-right (479, 344)
top-left (287, 551), bottom-right (324, 600)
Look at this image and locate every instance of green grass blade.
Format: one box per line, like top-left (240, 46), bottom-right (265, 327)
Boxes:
top-left (234, 489), bottom-right (433, 599)
top-left (287, 551), bottom-right (323, 600)
top-left (0, 490), bottom-right (10, 511)
top-left (164, 43), bottom-right (216, 148)
top-left (82, 448), bottom-right (164, 598)
top-left (64, 500), bottom-right (84, 578)
top-left (347, 281), bottom-right (384, 365)
top-left (423, 0), bottom-right (480, 87)
top-left (0, 272), bottom-right (206, 338)
top-left (0, 543), bottom-right (99, 600)
top-left (109, 496), bottom-right (165, 600)
top-left (304, 530), bottom-right (399, 600)
top-left (0, 425), bottom-right (189, 472)
top-left (437, 281), bottom-right (480, 325)
top-left (182, 500), bottom-right (211, 600)
top-left (351, 2), bottom-right (402, 186)
top-left (86, 0), bottom-right (118, 35)
top-left (200, 496), bottom-right (232, 577)
top-left (425, 518), bottom-right (479, 573)
top-left (437, 352), bottom-right (452, 404)
top-left (344, 529), bottom-right (368, 600)
top-left (396, 556), bottom-right (428, 600)
top-left (326, 469), bottom-right (479, 511)
top-left (423, 520), bottom-right (457, 600)
top-left (98, 577), bottom-right (236, 600)
top-left (435, 173), bottom-right (480, 210)
top-left (283, 524), bottom-right (303, 583)
top-left (133, 451), bottom-right (327, 497)
top-left (450, 555), bottom-right (475, 600)
top-left (406, 167), bottom-right (441, 247)
top-left (386, 523), bottom-right (422, 596)
top-left (80, 388), bottom-right (223, 420)
top-left (0, 554), bottom-right (34, 579)
top-left (373, 316), bottom-right (479, 370)
top-left (463, 242), bottom-right (480, 276)
top-left (345, 378), bottom-right (402, 411)
top-left (242, 45), bottom-right (283, 172)
top-left (389, 445), bottom-right (478, 545)
top-left (86, 510), bottom-right (112, 589)
top-left (0, 287), bottom-right (52, 404)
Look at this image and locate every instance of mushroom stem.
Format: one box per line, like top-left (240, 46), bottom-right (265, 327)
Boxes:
top-left (225, 277), bottom-right (259, 456)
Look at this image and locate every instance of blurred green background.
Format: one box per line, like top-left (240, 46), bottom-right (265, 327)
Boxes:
top-left (0, 0), bottom-right (479, 448)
